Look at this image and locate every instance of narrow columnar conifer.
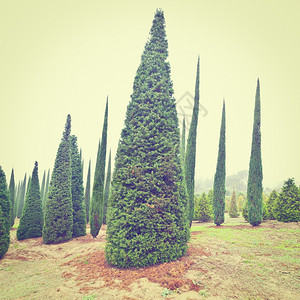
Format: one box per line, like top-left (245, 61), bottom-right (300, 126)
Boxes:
top-left (180, 117), bottom-right (186, 168)
top-left (84, 160), bottom-right (91, 223)
top-left (43, 169), bottom-right (50, 210)
top-left (213, 100), bottom-right (226, 226)
top-left (14, 181), bottom-right (20, 220)
top-left (17, 162), bottom-right (43, 240)
top-left (103, 150), bottom-right (111, 225)
top-left (9, 169), bottom-right (15, 227)
top-left (247, 79), bottom-right (263, 226)
top-left (70, 135), bottom-right (86, 237)
top-left (185, 57), bottom-right (200, 225)
top-left (0, 166), bottom-right (10, 258)
top-left (90, 99), bottom-right (108, 238)
top-left (105, 9), bottom-right (189, 268)
top-left (40, 171), bottom-right (46, 208)
top-left (17, 174), bottom-right (27, 218)
top-left (43, 115), bottom-right (73, 244)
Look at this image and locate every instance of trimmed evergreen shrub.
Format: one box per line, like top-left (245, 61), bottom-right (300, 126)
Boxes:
top-left (266, 190), bottom-right (277, 220)
top-left (213, 101), bottom-right (226, 226)
top-left (17, 162), bottom-right (43, 240)
top-left (194, 193), bottom-right (213, 222)
top-left (70, 135), bottom-right (86, 237)
top-left (273, 178), bottom-right (300, 222)
top-left (105, 9), bottom-right (189, 268)
top-left (43, 115), bottom-right (73, 244)
top-left (247, 79), bottom-right (263, 226)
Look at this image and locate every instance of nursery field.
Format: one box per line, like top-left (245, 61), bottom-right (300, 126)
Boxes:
top-left (0, 216), bottom-right (299, 300)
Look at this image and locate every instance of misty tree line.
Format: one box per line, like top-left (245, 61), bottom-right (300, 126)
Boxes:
top-left (1, 9), bottom-right (299, 264)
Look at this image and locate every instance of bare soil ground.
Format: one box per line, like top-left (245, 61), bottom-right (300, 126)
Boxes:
top-left (0, 216), bottom-right (299, 299)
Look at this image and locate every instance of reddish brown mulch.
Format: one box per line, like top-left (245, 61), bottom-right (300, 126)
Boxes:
top-left (61, 245), bottom-right (210, 294)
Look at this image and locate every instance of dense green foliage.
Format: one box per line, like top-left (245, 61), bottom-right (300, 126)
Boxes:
top-left (43, 115), bottom-right (73, 244)
top-left (17, 162), bottom-right (43, 240)
top-left (103, 150), bottom-right (111, 225)
top-left (40, 171), bottom-right (46, 209)
top-left (194, 193), bottom-right (213, 222)
top-left (8, 169), bottom-right (15, 227)
top-left (84, 160), bottom-right (91, 223)
top-left (105, 10), bottom-right (189, 268)
top-left (43, 169), bottom-right (50, 211)
top-left (247, 79), bottom-right (263, 226)
top-left (90, 100), bottom-right (108, 238)
top-left (70, 135), bottom-right (86, 237)
top-left (213, 101), bottom-right (226, 226)
top-left (266, 190), bottom-right (277, 220)
top-left (185, 58), bottom-right (200, 225)
top-left (229, 190), bottom-right (239, 218)
top-left (273, 178), bottom-right (300, 222)
top-left (180, 117), bottom-right (186, 168)
top-left (17, 174), bottom-right (27, 218)
top-left (0, 166), bottom-right (10, 258)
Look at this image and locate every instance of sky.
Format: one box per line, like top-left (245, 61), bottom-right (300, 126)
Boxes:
top-left (1, 0), bottom-right (299, 189)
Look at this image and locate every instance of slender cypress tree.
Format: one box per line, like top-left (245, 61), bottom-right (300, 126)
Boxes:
top-left (0, 166), bottom-right (10, 258)
top-left (43, 115), bottom-right (73, 244)
top-left (9, 169), bottom-right (15, 227)
top-left (43, 169), bottom-right (50, 210)
top-left (185, 57), bottom-right (200, 225)
top-left (40, 170), bottom-right (46, 208)
top-left (90, 99), bottom-right (108, 238)
top-left (17, 174), bottom-right (27, 218)
top-left (213, 100), bottom-right (226, 226)
top-left (181, 117), bottom-right (186, 168)
top-left (105, 9), bottom-right (189, 268)
top-left (103, 150), bottom-right (111, 225)
top-left (229, 189), bottom-right (239, 218)
top-left (70, 135), bottom-right (86, 237)
top-left (14, 181), bottom-right (20, 220)
top-left (17, 162), bottom-right (43, 240)
top-left (247, 79), bottom-right (263, 226)
top-left (84, 160), bottom-right (91, 223)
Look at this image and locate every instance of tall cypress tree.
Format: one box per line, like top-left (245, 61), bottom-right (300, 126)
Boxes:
top-left (9, 169), bottom-right (15, 227)
top-left (70, 135), bottom-right (86, 237)
top-left (43, 169), bottom-right (50, 210)
top-left (103, 150), bottom-right (112, 225)
top-left (0, 166), bottom-right (10, 258)
top-left (105, 9), bottom-right (189, 268)
top-left (17, 174), bottom-right (27, 218)
top-left (247, 79), bottom-right (263, 226)
top-left (185, 57), bottom-right (200, 225)
top-left (40, 170), bottom-right (46, 208)
top-left (180, 117), bottom-right (186, 168)
top-left (43, 115), bottom-right (73, 244)
top-left (14, 181), bottom-right (21, 220)
top-left (90, 99), bottom-right (108, 238)
top-left (84, 160), bottom-right (91, 223)
top-left (17, 162), bottom-right (43, 240)
top-left (213, 100), bottom-right (226, 226)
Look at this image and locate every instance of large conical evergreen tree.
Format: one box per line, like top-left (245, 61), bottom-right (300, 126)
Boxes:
top-left (17, 162), bottom-right (43, 240)
top-left (70, 135), bottom-right (86, 237)
top-left (103, 150), bottom-right (111, 225)
top-left (9, 169), bottom-right (15, 227)
top-left (43, 115), bottom-right (73, 244)
top-left (90, 99), bottom-right (108, 238)
top-left (185, 57), bottom-right (200, 225)
top-left (84, 160), bottom-right (91, 223)
top-left (0, 166), bottom-right (10, 258)
top-left (213, 100), bottom-right (226, 226)
top-left (247, 79), bottom-right (263, 226)
top-left (105, 9), bottom-right (189, 268)
top-left (17, 174), bottom-right (27, 218)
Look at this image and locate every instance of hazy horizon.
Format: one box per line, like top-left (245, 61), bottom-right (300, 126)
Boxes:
top-left (1, 1), bottom-right (299, 189)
